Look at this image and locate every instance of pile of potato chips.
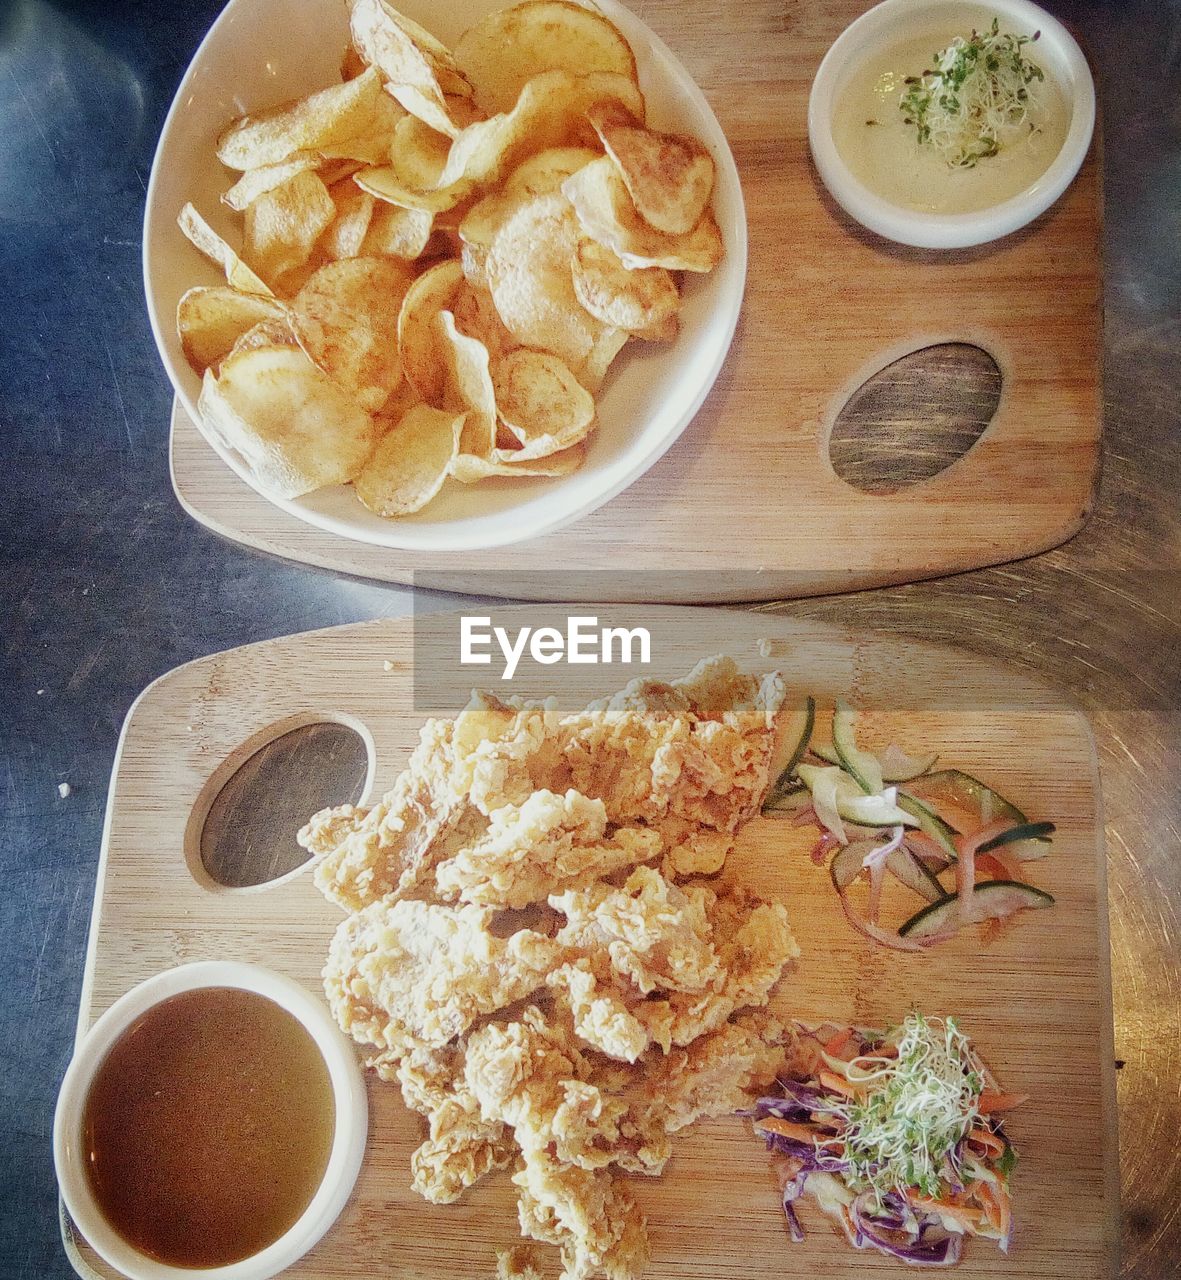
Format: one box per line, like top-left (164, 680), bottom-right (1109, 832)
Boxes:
top-left (178, 0), bottom-right (724, 517)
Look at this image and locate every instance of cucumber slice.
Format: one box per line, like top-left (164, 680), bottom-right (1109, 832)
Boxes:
top-left (977, 821), bottom-right (1056, 853)
top-left (878, 743), bottom-right (939, 783)
top-left (897, 792), bottom-right (960, 862)
top-left (905, 769), bottom-right (1026, 827)
top-left (832, 701), bottom-right (884, 795)
top-left (762, 782), bottom-right (812, 815)
top-left (887, 847), bottom-right (946, 903)
top-left (812, 736), bottom-right (936, 782)
top-left (831, 841), bottom-right (869, 891)
top-left (797, 765), bottom-right (916, 829)
top-left (764, 696), bottom-right (816, 808)
top-left (898, 880), bottom-right (1055, 939)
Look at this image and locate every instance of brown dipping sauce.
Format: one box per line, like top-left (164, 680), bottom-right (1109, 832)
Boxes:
top-left (82, 987), bottom-right (335, 1268)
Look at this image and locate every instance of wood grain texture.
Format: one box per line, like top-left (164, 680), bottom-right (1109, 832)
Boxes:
top-left (66, 611), bottom-right (1118, 1280)
top-left (168, 0), bottom-right (1102, 603)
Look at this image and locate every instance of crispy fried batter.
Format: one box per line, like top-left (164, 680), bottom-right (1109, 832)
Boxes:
top-left (379, 1042), bottom-right (516, 1204)
top-left (309, 657), bottom-right (801, 1279)
top-left (323, 898), bottom-right (564, 1054)
top-left (514, 1152), bottom-right (649, 1280)
top-left (303, 657), bottom-right (787, 914)
top-left (548, 868), bottom-right (799, 1060)
top-left (496, 1243), bottom-right (547, 1280)
top-left (436, 790), bottom-right (661, 908)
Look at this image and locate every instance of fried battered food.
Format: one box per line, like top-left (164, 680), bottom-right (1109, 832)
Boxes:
top-left (324, 898), bottom-right (564, 1054)
top-left (303, 657), bottom-right (789, 914)
top-left (308, 656), bottom-right (803, 1279)
top-left (514, 1152), bottom-right (649, 1280)
top-left (377, 1042), bottom-right (516, 1204)
top-left (496, 1243), bottom-right (547, 1280)
top-left (548, 868), bottom-right (799, 1060)
top-left (436, 790), bottom-right (661, 908)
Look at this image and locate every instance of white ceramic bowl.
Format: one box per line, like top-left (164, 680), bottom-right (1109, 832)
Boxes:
top-left (808, 0), bottom-right (1095, 249)
top-left (143, 0), bottom-right (746, 552)
top-left (54, 962), bottom-right (367, 1280)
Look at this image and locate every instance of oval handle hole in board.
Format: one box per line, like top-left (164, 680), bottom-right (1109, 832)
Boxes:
top-left (199, 722), bottom-right (369, 889)
top-left (829, 343), bottom-right (1001, 494)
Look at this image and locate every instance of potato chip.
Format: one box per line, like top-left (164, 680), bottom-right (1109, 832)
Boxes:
top-left (320, 181), bottom-right (376, 260)
top-left (317, 158), bottom-right (369, 186)
top-left (199, 346), bottom-right (376, 499)
top-left (491, 348), bottom-right (594, 456)
top-left (432, 70), bottom-right (644, 192)
top-left (580, 325), bottom-right (629, 391)
top-left (505, 146), bottom-right (600, 198)
top-left (217, 67), bottom-right (383, 169)
top-left (486, 192), bottom-right (604, 369)
top-left (390, 114), bottom-right (452, 189)
top-left (561, 156), bottom-right (722, 271)
top-left (229, 318), bottom-right (300, 358)
top-left (361, 201), bottom-right (434, 258)
top-left (374, 375), bottom-right (422, 430)
top-left (178, 204), bottom-right (273, 296)
top-left (436, 310), bottom-right (497, 455)
top-left (290, 257), bottom-right (413, 411)
top-left (587, 103), bottom-right (715, 235)
top-left (571, 239), bottom-right (680, 333)
top-left (397, 258), bottom-right (464, 401)
top-left (452, 282), bottom-right (516, 360)
top-left (455, 145), bottom-right (596, 259)
top-left (451, 440), bottom-right (585, 481)
top-left (350, 0), bottom-right (463, 137)
top-left (177, 287), bottom-right (288, 373)
top-left (455, 0), bottom-right (637, 115)
top-left (223, 154), bottom-right (321, 213)
top-left (244, 170), bottom-right (336, 289)
top-left (355, 165), bottom-right (472, 213)
top-left (354, 402), bottom-right (464, 515)
top-left (460, 241), bottom-right (488, 289)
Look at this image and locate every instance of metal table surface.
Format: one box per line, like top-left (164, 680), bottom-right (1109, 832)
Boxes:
top-left (1, 0), bottom-right (1177, 1277)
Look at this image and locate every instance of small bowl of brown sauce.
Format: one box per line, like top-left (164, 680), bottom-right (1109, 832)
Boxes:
top-left (54, 962), bottom-right (367, 1280)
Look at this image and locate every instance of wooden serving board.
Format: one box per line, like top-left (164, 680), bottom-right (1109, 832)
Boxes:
top-left (170, 0), bottom-right (1102, 604)
top-left (66, 609), bottom-right (1118, 1280)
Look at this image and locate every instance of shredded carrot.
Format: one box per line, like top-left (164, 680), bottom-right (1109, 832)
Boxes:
top-left (977, 1090), bottom-right (1028, 1113)
top-left (967, 1126), bottom-right (1005, 1156)
top-left (911, 1196), bottom-right (987, 1232)
top-left (977, 1179), bottom-right (1012, 1237)
top-left (823, 1027), bottom-right (855, 1057)
top-left (755, 1118), bottom-right (828, 1145)
top-left (819, 1069), bottom-right (859, 1098)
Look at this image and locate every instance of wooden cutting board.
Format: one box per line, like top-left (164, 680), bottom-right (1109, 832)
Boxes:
top-left (64, 609), bottom-right (1117, 1280)
top-left (169, 0), bottom-right (1102, 604)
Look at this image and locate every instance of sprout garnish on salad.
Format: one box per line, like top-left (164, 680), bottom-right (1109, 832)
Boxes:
top-left (746, 1014), bottom-right (1024, 1266)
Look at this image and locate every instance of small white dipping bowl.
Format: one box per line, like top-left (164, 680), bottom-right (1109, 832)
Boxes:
top-left (143, 0), bottom-right (746, 553)
top-left (54, 962), bottom-right (367, 1280)
top-left (808, 0), bottom-right (1095, 249)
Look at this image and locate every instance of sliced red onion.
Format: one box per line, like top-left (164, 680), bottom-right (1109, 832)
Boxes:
top-left (836, 881), bottom-right (926, 952)
top-left (862, 820), bottom-right (905, 870)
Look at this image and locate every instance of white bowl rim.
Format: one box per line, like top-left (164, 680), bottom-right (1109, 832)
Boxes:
top-left (807, 0), bottom-right (1096, 249)
top-left (142, 0), bottom-right (748, 553)
top-left (53, 961), bottom-right (367, 1280)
